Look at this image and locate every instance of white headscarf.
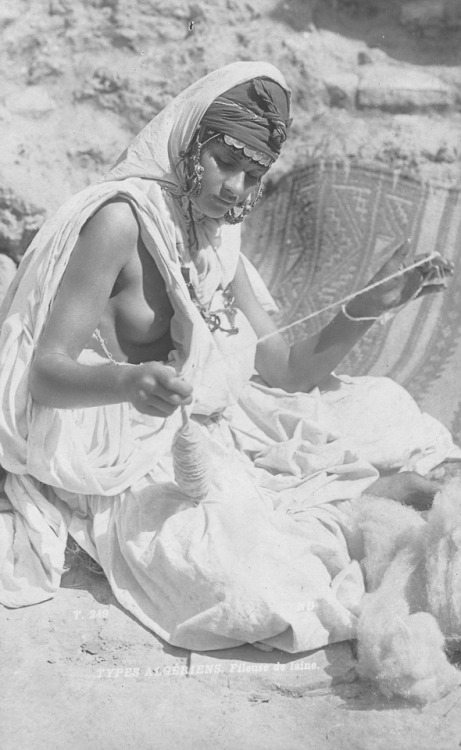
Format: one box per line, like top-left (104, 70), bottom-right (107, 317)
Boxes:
top-left (103, 61), bottom-right (290, 193)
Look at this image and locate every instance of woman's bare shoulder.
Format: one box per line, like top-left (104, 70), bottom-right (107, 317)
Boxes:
top-left (77, 197), bottom-right (141, 267)
top-left (83, 197), bottom-right (139, 233)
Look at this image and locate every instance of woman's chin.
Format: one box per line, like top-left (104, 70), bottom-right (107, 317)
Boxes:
top-left (190, 197), bottom-right (229, 219)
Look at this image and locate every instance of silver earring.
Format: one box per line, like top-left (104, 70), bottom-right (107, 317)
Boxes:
top-left (184, 141), bottom-right (204, 197)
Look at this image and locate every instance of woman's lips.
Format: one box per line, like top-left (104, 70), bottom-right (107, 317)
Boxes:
top-left (213, 195), bottom-right (236, 207)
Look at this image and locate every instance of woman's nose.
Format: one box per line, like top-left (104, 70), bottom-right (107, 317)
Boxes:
top-left (223, 170), bottom-right (246, 198)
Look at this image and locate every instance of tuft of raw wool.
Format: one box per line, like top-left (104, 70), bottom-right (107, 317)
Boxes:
top-left (357, 548), bottom-right (461, 703)
top-left (355, 493), bottom-right (461, 703)
top-left (354, 495), bottom-right (425, 592)
top-left (172, 410), bottom-right (211, 502)
top-left (424, 478), bottom-right (461, 644)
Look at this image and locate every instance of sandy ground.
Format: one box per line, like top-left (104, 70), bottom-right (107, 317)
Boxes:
top-left (1, 1), bottom-right (461, 748)
top-left (2, 551), bottom-right (461, 750)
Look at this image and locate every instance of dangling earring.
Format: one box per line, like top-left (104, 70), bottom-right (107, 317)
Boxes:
top-left (225, 182), bottom-right (264, 225)
top-left (184, 140), bottom-right (204, 198)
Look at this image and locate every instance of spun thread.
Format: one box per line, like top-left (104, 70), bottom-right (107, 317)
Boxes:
top-left (171, 252), bottom-right (441, 502)
top-left (172, 407), bottom-right (210, 501)
top-left (256, 252), bottom-right (440, 345)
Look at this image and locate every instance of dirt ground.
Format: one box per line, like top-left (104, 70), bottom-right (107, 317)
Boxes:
top-left (0, 557), bottom-right (461, 750)
top-left (2, 550), bottom-right (461, 750)
top-left (1, 1), bottom-right (461, 748)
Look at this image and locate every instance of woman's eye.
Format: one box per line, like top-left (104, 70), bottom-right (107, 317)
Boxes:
top-left (246, 172), bottom-right (263, 183)
top-left (215, 153), bottom-right (262, 182)
top-left (216, 157), bottom-right (233, 168)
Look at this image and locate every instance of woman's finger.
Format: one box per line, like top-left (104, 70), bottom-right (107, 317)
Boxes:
top-left (142, 381), bottom-right (192, 405)
top-left (416, 284), bottom-right (447, 298)
top-left (372, 242), bottom-right (410, 281)
top-left (156, 369), bottom-right (193, 398)
top-left (139, 396), bottom-right (181, 417)
top-left (390, 240), bottom-right (411, 264)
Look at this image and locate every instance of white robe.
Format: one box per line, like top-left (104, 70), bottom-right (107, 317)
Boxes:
top-left (0, 175), bottom-right (457, 652)
top-left (0, 61), bottom-right (458, 652)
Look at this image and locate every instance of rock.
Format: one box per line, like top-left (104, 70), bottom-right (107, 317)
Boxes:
top-left (27, 55), bottom-right (64, 85)
top-left (358, 65), bottom-right (455, 112)
top-left (304, 28), bottom-right (368, 68)
top-left (323, 72), bottom-right (359, 108)
top-left (5, 86), bottom-right (56, 117)
top-left (150, 17), bottom-right (190, 42)
top-left (0, 253), bottom-right (17, 306)
top-left (401, 0), bottom-right (461, 37)
top-left (358, 50), bottom-right (372, 65)
top-left (445, 0), bottom-right (461, 29)
top-left (0, 188), bottom-right (46, 259)
top-left (0, 105), bottom-right (12, 123)
top-left (401, 0), bottom-right (447, 35)
top-left (81, 638), bottom-right (103, 656)
top-left (0, 0), bottom-right (21, 29)
top-left (188, 2), bottom-right (206, 21)
top-left (75, 68), bottom-right (168, 131)
top-left (49, 0), bottom-right (73, 15)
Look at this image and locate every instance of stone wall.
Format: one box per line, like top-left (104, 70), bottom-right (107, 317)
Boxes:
top-left (0, 0), bottom-right (460, 261)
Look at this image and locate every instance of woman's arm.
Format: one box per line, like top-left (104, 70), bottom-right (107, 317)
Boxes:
top-left (233, 244), bottom-right (445, 393)
top-left (233, 258), bottom-right (374, 392)
top-left (29, 201), bottom-right (192, 415)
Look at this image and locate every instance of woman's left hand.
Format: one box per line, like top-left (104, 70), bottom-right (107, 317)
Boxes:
top-left (367, 471), bottom-right (442, 510)
top-left (345, 242), bottom-right (454, 319)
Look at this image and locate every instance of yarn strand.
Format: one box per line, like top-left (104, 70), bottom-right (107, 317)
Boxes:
top-left (256, 252), bottom-right (440, 346)
top-left (171, 252), bottom-right (442, 503)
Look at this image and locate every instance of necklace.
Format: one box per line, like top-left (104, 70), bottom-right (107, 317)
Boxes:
top-left (180, 266), bottom-right (239, 335)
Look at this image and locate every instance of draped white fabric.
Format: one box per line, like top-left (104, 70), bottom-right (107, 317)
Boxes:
top-left (0, 62), bottom-right (458, 650)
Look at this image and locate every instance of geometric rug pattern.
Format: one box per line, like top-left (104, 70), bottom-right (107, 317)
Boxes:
top-left (242, 160), bottom-right (461, 444)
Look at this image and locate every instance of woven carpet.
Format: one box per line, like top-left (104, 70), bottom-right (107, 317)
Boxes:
top-left (242, 160), bottom-right (461, 445)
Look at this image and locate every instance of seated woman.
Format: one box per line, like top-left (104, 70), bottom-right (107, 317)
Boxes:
top-left (0, 61), bottom-right (458, 652)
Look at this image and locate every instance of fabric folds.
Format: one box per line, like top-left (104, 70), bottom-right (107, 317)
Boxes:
top-left (0, 62), bottom-right (459, 652)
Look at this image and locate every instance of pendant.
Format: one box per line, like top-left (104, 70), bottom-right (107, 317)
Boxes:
top-left (181, 266), bottom-right (240, 335)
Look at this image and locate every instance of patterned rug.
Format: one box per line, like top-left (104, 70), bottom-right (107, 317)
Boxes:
top-left (242, 160), bottom-right (461, 445)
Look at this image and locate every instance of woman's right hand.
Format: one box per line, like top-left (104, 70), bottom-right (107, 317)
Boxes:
top-left (123, 362), bottom-right (193, 417)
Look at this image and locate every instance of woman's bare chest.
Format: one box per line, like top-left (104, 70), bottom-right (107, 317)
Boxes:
top-left (108, 241), bottom-right (174, 347)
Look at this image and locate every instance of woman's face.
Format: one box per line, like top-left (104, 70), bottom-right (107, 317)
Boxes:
top-left (190, 139), bottom-right (270, 218)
